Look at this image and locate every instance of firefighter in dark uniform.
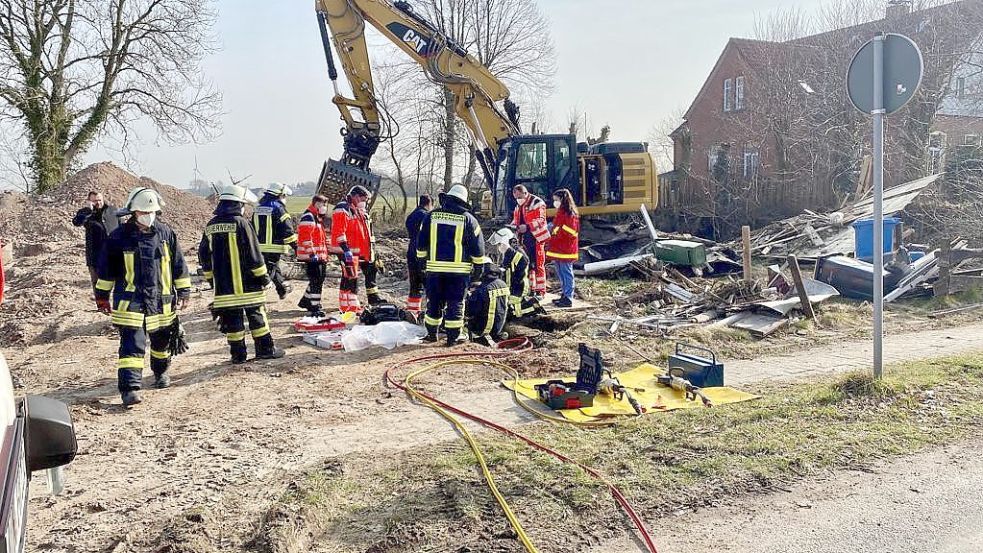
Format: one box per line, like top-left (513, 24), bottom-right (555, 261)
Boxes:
top-left (199, 185), bottom-right (285, 364)
top-left (466, 263), bottom-right (509, 346)
top-left (252, 182), bottom-right (298, 300)
top-left (487, 228), bottom-right (542, 319)
top-left (95, 187), bottom-right (191, 407)
top-left (404, 194), bottom-right (433, 317)
top-left (415, 184), bottom-right (486, 346)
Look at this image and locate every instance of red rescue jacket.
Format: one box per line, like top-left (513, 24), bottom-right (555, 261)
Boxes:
top-left (329, 200), bottom-right (373, 260)
top-left (296, 206), bottom-right (328, 261)
top-left (547, 208), bottom-right (580, 261)
top-left (512, 195), bottom-right (550, 244)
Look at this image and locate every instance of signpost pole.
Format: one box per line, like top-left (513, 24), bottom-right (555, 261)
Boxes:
top-left (872, 34), bottom-right (886, 379)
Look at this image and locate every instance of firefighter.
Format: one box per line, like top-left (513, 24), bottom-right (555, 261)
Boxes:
top-left (252, 182), bottom-right (298, 300)
top-left (297, 194), bottom-right (330, 317)
top-left (329, 186), bottom-right (381, 314)
top-left (487, 228), bottom-right (542, 319)
top-left (511, 185), bottom-right (550, 297)
top-left (465, 263), bottom-right (509, 346)
top-left (94, 187), bottom-right (191, 407)
top-left (415, 184), bottom-right (486, 346)
top-left (404, 194), bottom-right (433, 317)
top-left (199, 185), bottom-right (285, 364)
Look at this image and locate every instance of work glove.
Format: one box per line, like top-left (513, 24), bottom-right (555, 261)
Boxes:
top-left (168, 318), bottom-right (190, 356)
top-left (96, 298), bottom-right (111, 315)
top-left (374, 258), bottom-right (386, 275)
top-left (343, 250), bottom-right (354, 267)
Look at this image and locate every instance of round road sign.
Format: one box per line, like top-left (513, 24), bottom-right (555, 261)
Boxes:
top-left (847, 33), bottom-right (924, 115)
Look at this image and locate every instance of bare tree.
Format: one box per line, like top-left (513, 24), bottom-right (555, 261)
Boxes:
top-left (648, 107), bottom-right (685, 173)
top-left (416, 0), bottom-right (556, 191)
top-left (0, 0), bottom-right (221, 193)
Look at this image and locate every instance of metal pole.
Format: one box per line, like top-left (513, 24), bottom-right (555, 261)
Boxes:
top-left (872, 34), bottom-right (885, 379)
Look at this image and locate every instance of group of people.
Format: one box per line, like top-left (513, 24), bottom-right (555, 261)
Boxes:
top-left (78, 178), bottom-right (580, 407)
top-left (403, 183), bottom-right (581, 346)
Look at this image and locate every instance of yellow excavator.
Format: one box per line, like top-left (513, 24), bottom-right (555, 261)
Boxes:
top-left (314, 0), bottom-right (657, 218)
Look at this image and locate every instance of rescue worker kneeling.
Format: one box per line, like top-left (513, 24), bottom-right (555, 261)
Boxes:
top-left (466, 263), bottom-right (509, 346)
top-left (487, 228), bottom-right (544, 319)
top-left (416, 184), bottom-right (486, 346)
top-left (95, 187), bottom-right (192, 407)
top-left (199, 185), bottom-right (285, 364)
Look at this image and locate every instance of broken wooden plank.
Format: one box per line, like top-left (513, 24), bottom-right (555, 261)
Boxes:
top-left (787, 255), bottom-right (817, 322)
top-left (742, 225), bottom-right (752, 282)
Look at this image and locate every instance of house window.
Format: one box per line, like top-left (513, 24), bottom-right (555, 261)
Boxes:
top-left (735, 76), bottom-right (746, 111)
top-left (965, 134), bottom-right (981, 146)
top-left (743, 147), bottom-right (760, 180)
top-left (957, 77), bottom-right (967, 99)
top-left (723, 79), bottom-right (733, 112)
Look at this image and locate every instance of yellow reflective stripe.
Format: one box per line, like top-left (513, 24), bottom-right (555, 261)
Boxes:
top-left (444, 319), bottom-right (464, 329)
top-left (145, 313), bottom-right (176, 331)
top-left (454, 223), bottom-right (463, 263)
top-left (203, 271), bottom-right (214, 280)
top-left (365, 287), bottom-right (380, 295)
top-left (471, 256), bottom-right (488, 265)
top-left (150, 349), bottom-right (170, 360)
top-left (228, 232), bottom-right (243, 295)
top-left (259, 244), bottom-right (291, 254)
top-left (251, 265), bottom-right (269, 277)
top-left (251, 325), bottom-right (270, 338)
top-left (429, 219), bottom-right (437, 262)
top-left (561, 225), bottom-right (578, 237)
top-left (416, 250), bottom-right (428, 259)
top-left (117, 300), bottom-right (131, 313)
top-left (265, 214), bottom-right (273, 246)
top-left (123, 252), bottom-right (135, 293)
top-left (118, 357), bottom-right (144, 369)
top-left (283, 234), bottom-right (298, 244)
top-left (424, 314), bottom-right (443, 326)
top-left (483, 296), bottom-right (498, 335)
top-left (280, 213), bottom-right (292, 222)
top-left (174, 277), bottom-right (191, 289)
top-left (426, 261), bottom-right (471, 274)
top-left (161, 242), bottom-right (173, 296)
top-left (227, 331), bottom-right (247, 342)
top-left (213, 291), bottom-right (267, 308)
top-left (547, 251), bottom-right (579, 260)
top-left (96, 279), bottom-right (114, 291)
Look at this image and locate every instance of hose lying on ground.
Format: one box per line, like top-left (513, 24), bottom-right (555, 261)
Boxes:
top-left (385, 341), bottom-right (659, 553)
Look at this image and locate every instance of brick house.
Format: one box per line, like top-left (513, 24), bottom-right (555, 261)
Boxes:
top-left (666, 0), bottom-right (983, 238)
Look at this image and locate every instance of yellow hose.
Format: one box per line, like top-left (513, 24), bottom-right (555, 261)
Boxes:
top-left (401, 359), bottom-right (620, 552)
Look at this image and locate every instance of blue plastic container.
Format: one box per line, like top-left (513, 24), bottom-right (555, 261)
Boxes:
top-left (852, 218), bottom-right (901, 262)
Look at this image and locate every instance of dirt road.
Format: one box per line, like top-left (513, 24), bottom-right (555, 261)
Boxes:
top-left (16, 278), bottom-right (983, 552)
top-left (594, 441), bottom-right (983, 553)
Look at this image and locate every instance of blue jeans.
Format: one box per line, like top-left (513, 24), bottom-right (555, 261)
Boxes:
top-left (555, 261), bottom-right (575, 299)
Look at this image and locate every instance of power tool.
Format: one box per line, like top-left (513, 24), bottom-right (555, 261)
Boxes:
top-left (597, 377), bottom-right (644, 415)
top-left (656, 371), bottom-right (713, 408)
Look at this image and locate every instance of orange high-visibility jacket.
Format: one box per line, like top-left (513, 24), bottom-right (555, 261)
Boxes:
top-left (547, 208), bottom-right (580, 261)
top-left (296, 206), bottom-right (328, 261)
top-left (329, 200), bottom-right (373, 260)
top-left (512, 195), bottom-right (550, 244)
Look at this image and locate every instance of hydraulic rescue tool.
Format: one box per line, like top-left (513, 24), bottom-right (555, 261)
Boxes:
top-left (656, 371), bottom-right (713, 408)
top-left (536, 344), bottom-right (644, 414)
top-left (313, 0), bottom-right (658, 216)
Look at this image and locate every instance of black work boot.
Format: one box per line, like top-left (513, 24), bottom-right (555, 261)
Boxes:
top-left (153, 374), bottom-right (171, 389)
top-left (423, 323), bottom-right (439, 343)
top-left (255, 335), bottom-right (286, 360)
top-left (298, 297), bottom-right (312, 311)
top-left (444, 329), bottom-right (465, 347)
top-left (121, 390), bottom-right (142, 408)
top-left (230, 341), bottom-right (248, 365)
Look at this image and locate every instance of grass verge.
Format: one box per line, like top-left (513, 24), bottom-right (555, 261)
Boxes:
top-left (254, 353), bottom-right (983, 553)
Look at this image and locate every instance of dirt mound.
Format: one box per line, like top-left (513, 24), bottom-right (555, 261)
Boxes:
top-left (0, 162), bottom-right (213, 346)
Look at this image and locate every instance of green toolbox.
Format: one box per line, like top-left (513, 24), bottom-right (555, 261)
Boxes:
top-left (654, 240), bottom-right (707, 267)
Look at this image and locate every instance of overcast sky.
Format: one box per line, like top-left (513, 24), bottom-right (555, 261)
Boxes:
top-left (82, 0), bottom-right (799, 188)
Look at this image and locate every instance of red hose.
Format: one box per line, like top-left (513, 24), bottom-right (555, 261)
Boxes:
top-left (385, 346), bottom-right (660, 553)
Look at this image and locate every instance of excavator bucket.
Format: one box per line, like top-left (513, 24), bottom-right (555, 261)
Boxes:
top-left (316, 159), bottom-right (382, 204)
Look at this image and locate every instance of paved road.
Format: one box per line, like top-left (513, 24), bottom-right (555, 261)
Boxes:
top-left (727, 321), bottom-right (983, 385)
top-left (594, 441), bottom-right (983, 553)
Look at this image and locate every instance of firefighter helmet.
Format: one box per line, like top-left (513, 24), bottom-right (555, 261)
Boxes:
top-left (266, 182), bottom-right (293, 196)
top-left (440, 184), bottom-right (469, 205)
top-left (347, 185), bottom-right (370, 199)
top-left (125, 187), bottom-right (165, 213)
top-left (218, 184), bottom-right (259, 205)
top-left (487, 228), bottom-right (515, 246)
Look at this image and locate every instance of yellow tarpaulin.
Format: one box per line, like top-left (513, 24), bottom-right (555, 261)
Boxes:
top-left (504, 363), bottom-right (759, 423)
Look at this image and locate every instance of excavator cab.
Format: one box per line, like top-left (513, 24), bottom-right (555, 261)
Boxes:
top-left (494, 135), bottom-right (657, 217)
top-left (495, 134), bottom-right (579, 215)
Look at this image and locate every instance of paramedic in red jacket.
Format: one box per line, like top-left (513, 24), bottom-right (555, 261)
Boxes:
top-left (329, 186), bottom-right (380, 313)
top-left (297, 194), bottom-right (330, 317)
top-left (511, 185), bottom-right (550, 296)
top-left (546, 188), bottom-right (580, 308)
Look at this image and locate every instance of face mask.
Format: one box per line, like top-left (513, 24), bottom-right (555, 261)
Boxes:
top-left (136, 212), bottom-right (156, 227)
top-left (553, 200), bottom-right (561, 209)
top-left (317, 204), bottom-right (328, 215)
